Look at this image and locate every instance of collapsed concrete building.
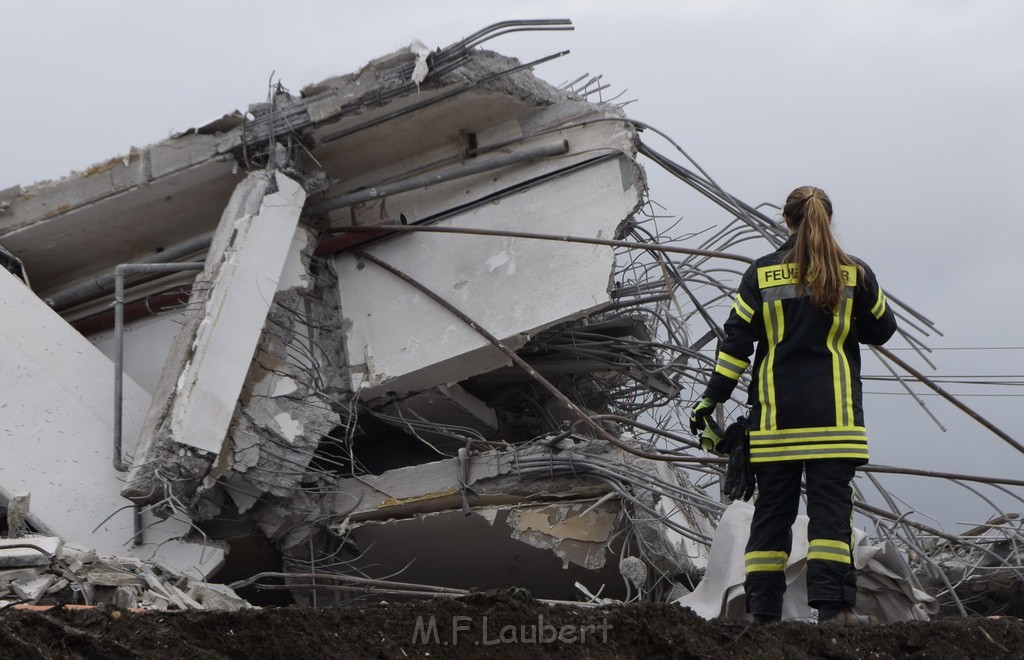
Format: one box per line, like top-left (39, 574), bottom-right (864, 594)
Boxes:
top-left (1, 20), bottom-right (1021, 617)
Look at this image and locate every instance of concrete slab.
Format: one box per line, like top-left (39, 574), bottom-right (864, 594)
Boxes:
top-left (0, 537), bottom-right (61, 567)
top-left (0, 267), bottom-right (223, 575)
top-left (335, 154), bottom-right (642, 400)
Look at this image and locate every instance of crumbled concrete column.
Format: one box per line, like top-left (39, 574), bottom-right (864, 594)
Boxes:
top-left (122, 169), bottom-right (306, 507)
top-left (214, 227), bottom-right (343, 500)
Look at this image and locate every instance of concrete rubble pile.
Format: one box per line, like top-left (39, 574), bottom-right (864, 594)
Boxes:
top-left (1, 20), bottom-right (1021, 618)
top-left (913, 516), bottom-right (1024, 616)
top-left (0, 536), bottom-right (249, 611)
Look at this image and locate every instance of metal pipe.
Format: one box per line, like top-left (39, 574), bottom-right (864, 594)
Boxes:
top-left (73, 285), bottom-right (193, 335)
top-left (46, 232), bottom-right (213, 311)
top-left (113, 262), bottom-right (203, 547)
top-left (304, 139), bottom-right (570, 217)
top-left (321, 223), bottom-right (755, 264)
top-left (113, 263), bottom-right (204, 473)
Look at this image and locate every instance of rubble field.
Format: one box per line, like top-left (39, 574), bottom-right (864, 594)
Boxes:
top-left (1, 593), bottom-right (1023, 659)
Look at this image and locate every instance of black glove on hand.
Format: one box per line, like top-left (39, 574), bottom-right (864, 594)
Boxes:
top-left (722, 417), bottom-right (755, 502)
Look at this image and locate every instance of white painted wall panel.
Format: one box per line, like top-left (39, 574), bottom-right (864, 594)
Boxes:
top-left (0, 268), bottom-right (222, 576)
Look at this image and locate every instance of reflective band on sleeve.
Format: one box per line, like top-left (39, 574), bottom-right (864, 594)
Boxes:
top-left (733, 293), bottom-right (755, 322)
top-left (714, 351), bottom-right (749, 381)
top-left (871, 288), bottom-right (888, 319)
top-left (808, 539), bottom-right (852, 564)
top-left (744, 550), bottom-right (788, 573)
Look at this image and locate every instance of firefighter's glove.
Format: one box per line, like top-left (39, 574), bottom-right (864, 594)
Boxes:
top-left (700, 418), bottom-right (724, 452)
top-left (723, 418), bottom-right (755, 501)
top-left (690, 396), bottom-right (720, 450)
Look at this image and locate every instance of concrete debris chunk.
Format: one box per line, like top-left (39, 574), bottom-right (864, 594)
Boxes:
top-left (0, 536), bottom-right (60, 567)
top-left (12, 574), bottom-right (56, 603)
top-left (188, 582), bottom-right (253, 611)
top-left (0, 566), bottom-right (47, 582)
top-left (0, 542), bottom-right (250, 610)
top-left (114, 585), bottom-right (140, 610)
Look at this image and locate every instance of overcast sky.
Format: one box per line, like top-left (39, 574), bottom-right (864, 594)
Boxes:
top-left (3, 1), bottom-right (1022, 529)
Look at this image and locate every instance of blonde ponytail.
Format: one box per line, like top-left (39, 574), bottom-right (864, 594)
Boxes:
top-left (783, 187), bottom-right (863, 313)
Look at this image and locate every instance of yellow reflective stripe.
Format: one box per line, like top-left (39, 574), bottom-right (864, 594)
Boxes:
top-left (809, 539), bottom-right (850, 552)
top-left (838, 297), bottom-right (854, 425)
top-left (744, 551), bottom-right (788, 573)
top-left (871, 288), bottom-right (888, 319)
top-left (759, 300), bottom-right (784, 430)
top-left (750, 425), bottom-right (867, 442)
top-left (808, 539), bottom-right (851, 564)
top-left (715, 351), bottom-right (749, 380)
top-left (826, 297), bottom-right (854, 427)
top-left (748, 426), bottom-right (870, 463)
top-left (750, 448), bottom-right (869, 463)
top-left (714, 364), bottom-right (741, 380)
top-left (808, 551), bottom-right (852, 564)
top-left (733, 293), bottom-right (755, 322)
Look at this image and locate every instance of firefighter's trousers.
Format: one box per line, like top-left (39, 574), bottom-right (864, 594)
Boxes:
top-left (743, 460), bottom-right (858, 618)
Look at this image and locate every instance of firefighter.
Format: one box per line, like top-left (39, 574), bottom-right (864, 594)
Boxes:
top-left (690, 186), bottom-right (897, 624)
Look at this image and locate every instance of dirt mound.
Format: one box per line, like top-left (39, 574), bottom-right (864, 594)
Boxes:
top-left (1, 592), bottom-right (1022, 659)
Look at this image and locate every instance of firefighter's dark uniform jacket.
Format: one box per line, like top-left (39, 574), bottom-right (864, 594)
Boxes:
top-left (704, 236), bottom-right (897, 464)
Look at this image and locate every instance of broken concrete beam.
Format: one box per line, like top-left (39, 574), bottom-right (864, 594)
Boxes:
top-left (84, 562), bottom-right (147, 588)
top-left (123, 170), bottom-right (306, 505)
top-left (0, 536), bottom-right (60, 567)
top-left (324, 445), bottom-right (612, 523)
top-left (164, 171), bottom-right (307, 455)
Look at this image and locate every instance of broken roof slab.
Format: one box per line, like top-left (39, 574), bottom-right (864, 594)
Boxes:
top-left (0, 45), bottom-right (590, 304)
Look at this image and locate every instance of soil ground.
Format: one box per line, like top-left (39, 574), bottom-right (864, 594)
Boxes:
top-left (1, 592), bottom-right (1022, 659)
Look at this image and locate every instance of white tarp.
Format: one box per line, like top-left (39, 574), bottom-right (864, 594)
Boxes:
top-left (676, 501), bottom-right (936, 622)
